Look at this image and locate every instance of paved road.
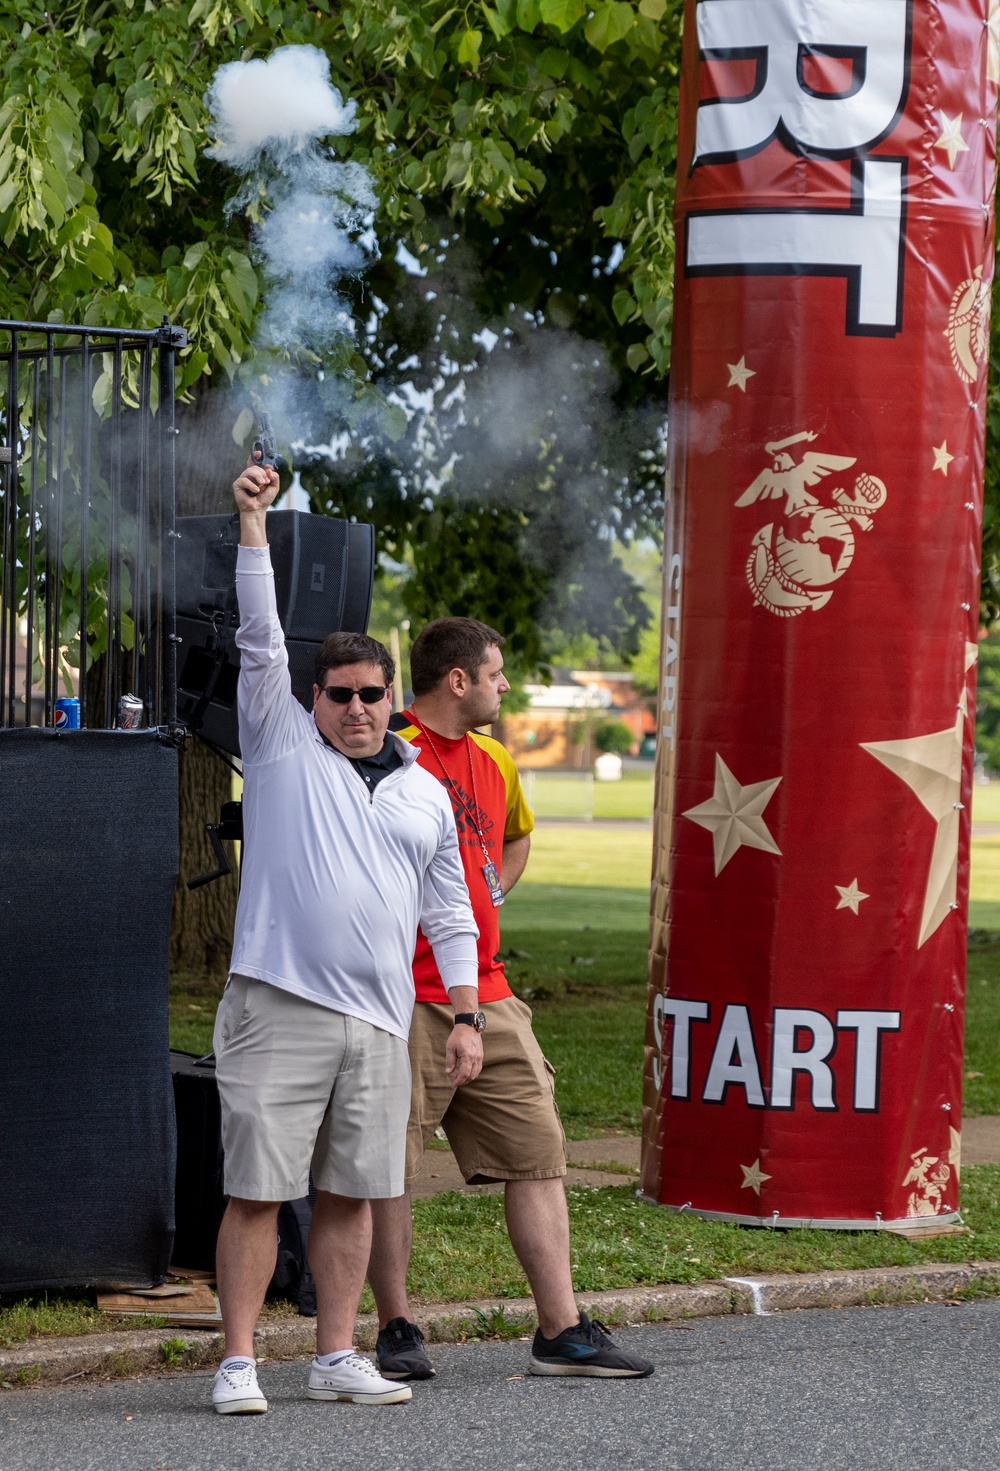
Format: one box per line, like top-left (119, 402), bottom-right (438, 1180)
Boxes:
top-left (4, 1299), bottom-right (1000, 1471)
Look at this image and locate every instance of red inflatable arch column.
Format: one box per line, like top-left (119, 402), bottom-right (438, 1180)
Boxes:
top-left (643, 0), bottom-right (999, 1227)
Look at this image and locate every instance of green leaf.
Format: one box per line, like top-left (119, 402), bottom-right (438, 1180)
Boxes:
top-left (456, 28), bottom-right (483, 66)
top-left (626, 343), bottom-right (650, 371)
top-left (86, 249), bottom-right (115, 282)
top-left (381, 403), bottom-right (409, 442)
top-left (538, 46), bottom-right (570, 77)
top-left (584, 1), bottom-right (635, 51)
top-left (612, 290), bottom-right (635, 325)
top-left (481, 4), bottom-right (510, 39)
top-left (539, 0), bottom-right (586, 32)
top-left (638, 0), bottom-right (666, 17)
top-left (516, 0), bottom-right (541, 30)
top-left (232, 406), bottom-right (254, 445)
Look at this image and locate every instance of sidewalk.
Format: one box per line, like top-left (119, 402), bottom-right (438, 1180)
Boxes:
top-left (411, 1135), bottom-right (642, 1196)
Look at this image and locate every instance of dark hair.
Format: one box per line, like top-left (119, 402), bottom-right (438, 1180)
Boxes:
top-left (314, 632), bottom-right (394, 688)
top-left (409, 617), bottom-right (505, 697)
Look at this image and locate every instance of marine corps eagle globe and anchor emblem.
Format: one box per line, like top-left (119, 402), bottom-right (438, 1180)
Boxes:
top-left (737, 431), bottom-right (888, 618)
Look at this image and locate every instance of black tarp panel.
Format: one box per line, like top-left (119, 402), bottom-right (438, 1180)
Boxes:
top-left (0, 729), bottom-right (179, 1289)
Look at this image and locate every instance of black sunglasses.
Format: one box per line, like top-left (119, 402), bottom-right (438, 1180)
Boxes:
top-left (321, 684), bottom-right (390, 705)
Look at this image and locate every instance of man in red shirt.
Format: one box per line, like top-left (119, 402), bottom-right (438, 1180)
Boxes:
top-left (367, 617), bottom-right (653, 1380)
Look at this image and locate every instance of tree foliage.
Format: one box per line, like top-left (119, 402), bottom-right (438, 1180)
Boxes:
top-left (0, 0), bottom-right (682, 670)
top-left (4, 0), bottom-right (1000, 643)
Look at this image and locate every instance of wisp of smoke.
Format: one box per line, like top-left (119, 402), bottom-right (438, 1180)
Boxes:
top-left (205, 45), bottom-right (376, 357)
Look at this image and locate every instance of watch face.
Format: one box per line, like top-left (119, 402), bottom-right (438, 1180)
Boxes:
top-left (475, 1010), bottom-right (487, 1033)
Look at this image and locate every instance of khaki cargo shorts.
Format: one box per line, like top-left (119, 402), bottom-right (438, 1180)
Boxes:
top-left (214, 975), bottom-right (411, 1202)
top-left (405, 994), bottom-right (566, 1185)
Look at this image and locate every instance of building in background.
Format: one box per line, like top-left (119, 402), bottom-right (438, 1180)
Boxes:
top-left (500, 668), bottom-right (655, 768)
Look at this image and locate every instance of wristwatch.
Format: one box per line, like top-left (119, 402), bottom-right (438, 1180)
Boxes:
top-left (454, 1010), bottom-right (487, 1033)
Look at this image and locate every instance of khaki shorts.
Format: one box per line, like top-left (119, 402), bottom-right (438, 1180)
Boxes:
top-left (405, 994), bottom-right (566, 1185)
top-left (214, 975), bottom-right (411, 1202)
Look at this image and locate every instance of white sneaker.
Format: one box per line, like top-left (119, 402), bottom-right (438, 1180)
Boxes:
top-left (307, 1352), bottom-right (413, 1405)
top-left (212, 1358), bottom-right (268, 1414)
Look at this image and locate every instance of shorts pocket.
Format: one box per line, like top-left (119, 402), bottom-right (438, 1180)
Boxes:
top-left (214, 974), bottom-right (252, 1053)
top-left (542, 1055), bottom-right (561, 1118)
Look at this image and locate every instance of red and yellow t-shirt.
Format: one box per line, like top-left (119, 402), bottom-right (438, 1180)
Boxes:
top-left (391, 711), bottom-right (534, 1004)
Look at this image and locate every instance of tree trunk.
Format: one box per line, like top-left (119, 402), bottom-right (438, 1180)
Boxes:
top-left (168, 387), bottom-right (253, 973)
top-left (170, 737), bottom-right (239, 976)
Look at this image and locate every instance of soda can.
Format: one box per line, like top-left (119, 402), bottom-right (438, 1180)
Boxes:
top-left (117, 693), bottom-right (144, 730)
top-left (54, 697), bottom-right (80, 730)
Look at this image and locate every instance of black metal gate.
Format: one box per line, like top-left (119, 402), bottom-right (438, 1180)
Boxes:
top-left (0, 318), bottom-right (187, 731)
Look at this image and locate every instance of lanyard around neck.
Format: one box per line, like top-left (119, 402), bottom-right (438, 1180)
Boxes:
top-left (407, 713), bottom-right (492, 865)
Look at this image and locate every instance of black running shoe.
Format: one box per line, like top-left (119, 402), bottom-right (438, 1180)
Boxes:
top-left (529, 1312), bottom-right (655, 1378)
top-left (375, 1318), bottom-right (436, 1380)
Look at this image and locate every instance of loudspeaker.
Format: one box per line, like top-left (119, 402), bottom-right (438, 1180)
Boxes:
top-left (0, 730), bottom-right (178, 1290)
top-left (174, 511), bottom-right (375, 757)
top-left (175, 616), bottom-right (320, 755)
top-left (170, 1051), bottom-right (226, 1274)
top-left (175, 511), bottom-right (374, 643)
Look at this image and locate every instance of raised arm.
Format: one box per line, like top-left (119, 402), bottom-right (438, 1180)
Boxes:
top-left (233, 461), bottom-right (308, 764)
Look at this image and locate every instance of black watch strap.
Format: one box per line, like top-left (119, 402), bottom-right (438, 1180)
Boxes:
top-left (453, 1010), bottom-right (486, 1032)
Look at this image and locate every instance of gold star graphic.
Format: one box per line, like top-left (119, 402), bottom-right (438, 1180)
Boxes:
top-left (933, 111), bottom-right (970, 169)
top-left (932, 442), bottom-right (954, 476)
top-left (684, 755), bottom-right (781, 876)
top-left (727, 356), bottom-right (755, 392)
top-left (966, 641), bottom-right (979, 673)
top-left (835, 879), bottom-right (870, 915)
top-left (740, 1159), bottom-right (771, 1195)
top-left (949, 1125), bottom-right (962, 1183)
top-left (990, 0), bottom-right (1000, 87)
top-left (861, 710), bottom-right (965, 947)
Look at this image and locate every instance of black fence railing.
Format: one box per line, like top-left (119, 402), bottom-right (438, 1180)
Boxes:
top-left (0, 318), bottom-right (187, 731)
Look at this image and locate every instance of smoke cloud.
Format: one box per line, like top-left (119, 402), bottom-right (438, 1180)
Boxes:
top-left (205, 44), bottom-right (376, 357)
top-left (206, 45), bottom-right (358, 167)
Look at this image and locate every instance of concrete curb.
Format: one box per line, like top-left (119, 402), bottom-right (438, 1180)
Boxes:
top-left (4, 1260), bottom-right (999, 1389)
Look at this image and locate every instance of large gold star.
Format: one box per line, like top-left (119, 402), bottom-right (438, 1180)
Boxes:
top-left (932, 442), bottom-right (954, 476)
top-left (683, 755), bottom-right (781, 875)
top-left (726, 356), bottom-right (755, 392)
top-left (740, 1159), bottom-right (771, 1195)
top-left (949, 1125), bottom-right (962, 1183)
top-left (835, 879), bottom-right (870, 915)
top-left (861, 711), bottom-right (965, 947)
top-left (933, 112), bottom-right (970, 169)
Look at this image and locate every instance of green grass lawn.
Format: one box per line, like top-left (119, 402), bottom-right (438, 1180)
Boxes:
top-left (516, 825), bottom-right (653, 889)
top-left (973, 783), bottom-right (1000, 823)
top-left (524, 772), bottom-right (654, 821)
top-left (400, 1165), bottom-right (1000, 1303)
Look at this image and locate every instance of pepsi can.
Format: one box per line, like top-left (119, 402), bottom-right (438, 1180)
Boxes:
top-left (117, 693), bottom-right (143, 730)
top-left (54, 697), bottom-right (80, 730)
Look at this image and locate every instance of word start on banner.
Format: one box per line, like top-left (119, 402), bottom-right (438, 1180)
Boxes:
top-left (652, 998), bottom-right (903, 1113)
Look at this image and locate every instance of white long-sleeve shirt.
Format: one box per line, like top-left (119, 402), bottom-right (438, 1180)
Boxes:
top-left (228, 543), bottom-right (479, 1040)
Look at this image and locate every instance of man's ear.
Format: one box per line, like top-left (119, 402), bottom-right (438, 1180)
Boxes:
top-left (312, 683), bottom-right (321, 709)
top-left (448, 667), bottom-right (468, 698)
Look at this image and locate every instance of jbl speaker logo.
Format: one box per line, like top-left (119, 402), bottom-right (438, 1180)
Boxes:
top-left (311, 564), bottom-right (325, 592)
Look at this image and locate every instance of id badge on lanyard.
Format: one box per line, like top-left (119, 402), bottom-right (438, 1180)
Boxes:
top-left (482, 859), bottom-right (505, 908)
